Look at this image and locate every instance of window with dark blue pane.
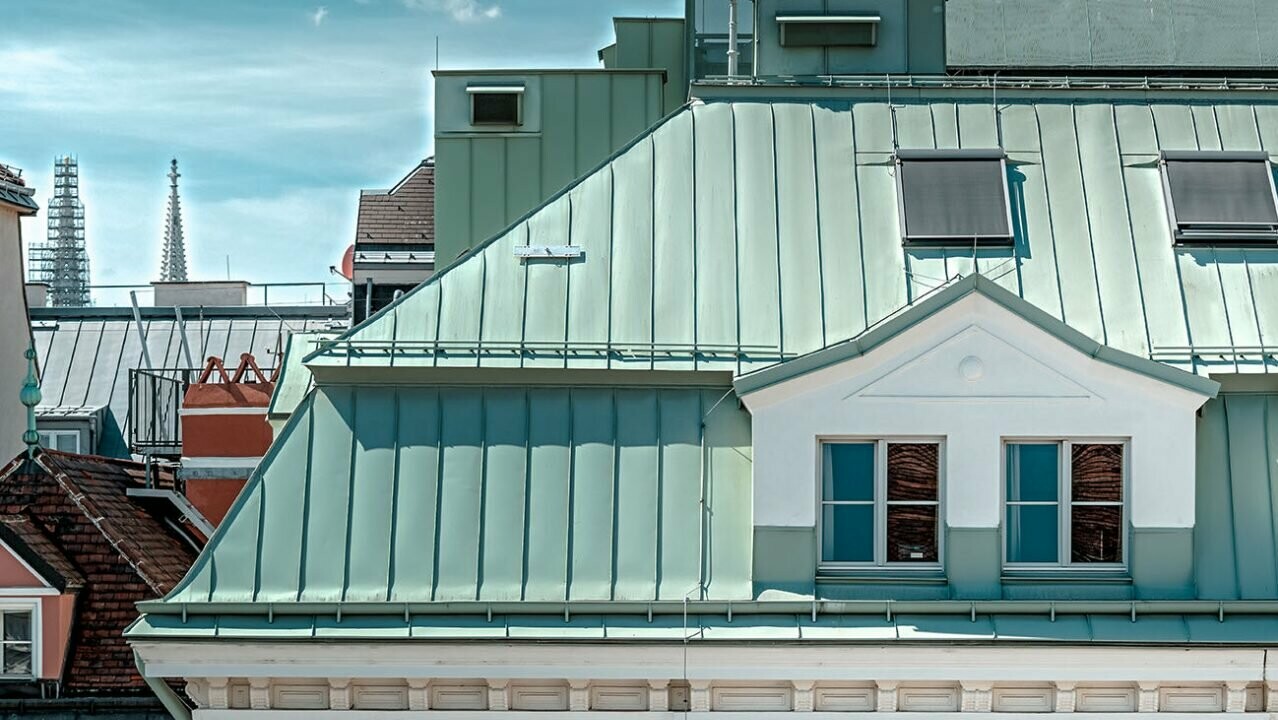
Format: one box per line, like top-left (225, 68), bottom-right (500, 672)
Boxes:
top-left (820, 440), bottom-right (941, 568)
top-left (821, 443), bottom-right (875, 563)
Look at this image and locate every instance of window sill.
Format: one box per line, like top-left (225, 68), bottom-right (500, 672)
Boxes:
top-left (1001, 569), bottom-right (1131, 584)
top-left (817, 567), bottom-right (947, 584)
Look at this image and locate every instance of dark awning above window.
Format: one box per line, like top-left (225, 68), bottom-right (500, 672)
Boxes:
top-left (897, 149), bottom-right (1013, 246)
top-left (1162, 151), bottom-right (1278, 245)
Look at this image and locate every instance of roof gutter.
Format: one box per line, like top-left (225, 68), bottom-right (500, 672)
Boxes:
top-left (136, 598), bottom-right (1278, 619)
top-left (134, 650), bottom-right (192, 720)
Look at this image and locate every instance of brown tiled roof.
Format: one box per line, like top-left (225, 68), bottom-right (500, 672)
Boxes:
top-left (0, 451), bottom-right (201, 694)
top-left (355, 159), bottom-right (435, 246)
top-left (0, 514), bottom-right (85, 591)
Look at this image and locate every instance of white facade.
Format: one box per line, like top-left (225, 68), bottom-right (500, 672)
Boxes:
top-left (741, 293), bottom-right (1213, 533)
top-left (134, 640), bottom-right (1278, 717)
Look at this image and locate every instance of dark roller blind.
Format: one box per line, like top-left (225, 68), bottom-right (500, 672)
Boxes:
top-left (472, 93), bottom-right (520, 125)
top-left (900, 158), bottom-right (1011, 241)
top-left (1166, 159), bottom-right (1278, 226)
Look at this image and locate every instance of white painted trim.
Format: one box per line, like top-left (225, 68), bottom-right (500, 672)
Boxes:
top-left (180, 456), bottom-right (263, 469)
top-left (0, 588), bottom-right (57, 597)
top-left (132, 642), bottom-right (1266, 683)
top-left (180, 407), bottom-right (268, 417)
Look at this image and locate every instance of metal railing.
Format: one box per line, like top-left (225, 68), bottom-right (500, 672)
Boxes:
top-left (129, 368), bottom-right (195, 457)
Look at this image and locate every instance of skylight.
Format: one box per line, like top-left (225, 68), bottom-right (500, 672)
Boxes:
top-left (896, 150), bottom-right (1014, 246)
top-left (1161, 151), bottom-right (1278, 245)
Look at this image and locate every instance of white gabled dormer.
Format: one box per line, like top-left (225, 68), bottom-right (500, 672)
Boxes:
top-left (737, 275), bottom-right (1218, 589)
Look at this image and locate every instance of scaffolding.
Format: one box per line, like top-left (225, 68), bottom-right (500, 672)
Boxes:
top-left (29, 156), bottom-right (91, 307)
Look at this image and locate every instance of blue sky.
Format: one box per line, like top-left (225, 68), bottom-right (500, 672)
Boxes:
top-left (2, 0), bottom-right (682, 305)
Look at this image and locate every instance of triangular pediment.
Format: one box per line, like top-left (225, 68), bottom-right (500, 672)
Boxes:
top-left (852, 324), bottom-right (1097, 401)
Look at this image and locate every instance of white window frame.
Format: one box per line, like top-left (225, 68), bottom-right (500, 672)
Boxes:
top-left (894, 148), bottom-right (1016, 247)
top-left (0, 601), bottom-right (40, 680)
top-left (1001, 438), bottom-right (1129, 572)
top-left (36, 430), bottom-right (80, 454)
top-left (466, 85), bottom-right (525, 127)
top-left (1160, 150), bottom-right (1278, 245)
top-left (817, 437), bottom-right (945, 572)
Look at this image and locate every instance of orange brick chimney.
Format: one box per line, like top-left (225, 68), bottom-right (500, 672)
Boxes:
top-left (180, 354), bottom-right (274, 526)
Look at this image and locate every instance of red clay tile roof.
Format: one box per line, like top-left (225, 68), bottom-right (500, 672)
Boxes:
top-left (0, 451), bottom-right (201, 694)
top-left (355, 159), bottom-right (435, 246)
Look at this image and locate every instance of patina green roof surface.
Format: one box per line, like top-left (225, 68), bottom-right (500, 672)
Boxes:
top-left (947, 0), bottom-right (1278, 70)
top-left (310, 93), bottom-right (1278, 376)
top-left (129, 610), bottom-right (1278, 644)
top-left (266, 331), bottom-right (335, 421)
top-left (734, 274), bottom-right (1219, 398)
top-left (1196, 392), bottom-right (1278, 600)
top-left (165, 384), bottom-right (752, 605)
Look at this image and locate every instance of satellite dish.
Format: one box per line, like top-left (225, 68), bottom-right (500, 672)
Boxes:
top-left (338, 244), bottom-right (354, 280)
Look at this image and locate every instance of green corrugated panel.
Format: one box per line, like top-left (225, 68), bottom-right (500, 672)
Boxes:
top-left (315, 96), bottom-right (1278, 376)
top-left (166, 385), bottom-right (751, 605)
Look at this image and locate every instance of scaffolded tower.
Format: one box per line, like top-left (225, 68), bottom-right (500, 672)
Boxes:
top-left (29, 156), bottom-right (91, 307)
top-left (159, 159), bottom-right (188, 282)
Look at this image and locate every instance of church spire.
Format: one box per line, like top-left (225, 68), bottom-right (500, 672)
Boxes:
top-left (159, 158), bottom-right (189, 282)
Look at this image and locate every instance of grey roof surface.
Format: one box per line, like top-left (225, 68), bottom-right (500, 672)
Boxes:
top-left (947, 0), bottom-right (1278, 70)
top-left (355, 160), bottom-right (435, 247)
top-left (31, 305), bottom-right (348, 447)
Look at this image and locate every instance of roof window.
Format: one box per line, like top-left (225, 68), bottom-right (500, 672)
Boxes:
top-left (777, 14), bottom-right (879, 47)
top-left (1161, 151), bottom-right (1278, 245)
top-left (896, 149), bottom-right (1013, 246)
top-left (467, 85), bottom-right (524, 126)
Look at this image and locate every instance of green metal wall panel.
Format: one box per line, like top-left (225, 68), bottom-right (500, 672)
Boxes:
top-left (168, 385), bottom-right (752, 605)
top-left (434, 70), bottom-right (669, 263)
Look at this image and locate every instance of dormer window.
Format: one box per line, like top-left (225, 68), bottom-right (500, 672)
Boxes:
top-left (0, 609), bottom-right (32, 677)
top-left (896, 150), bottom-right (1014, 247)
top-left (777, 14), bottom-right (879, 47)
top-left (820, 440), bottom-right (941, 569)
top-left (468, 85), bottom-right (524, 126)
top-left (1161, 151), bottom-right (1278, 245)
top-left (1004, 441), bottom-right (1126, 568)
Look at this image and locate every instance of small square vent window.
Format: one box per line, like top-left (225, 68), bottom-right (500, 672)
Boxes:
top-left (468, 85), bottom-right (524, 126)
top-left (778, 15), bottom-right (879, 47)
top-left (1161, 151), bottom-right (1278, 245)
top-left (896, 149), bottom-right (1013, 246)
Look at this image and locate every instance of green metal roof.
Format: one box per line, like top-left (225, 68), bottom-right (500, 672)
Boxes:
top-left (266, 331), bottom-right (335, 420)
top-left (162, 384), bottom-right (752, 606)
top-left (1196, 392), bottom-right (1278, 600)
top-left (947, 0), bottom-right (1278, 70)
top-left (734, 274), bottom-right (1220, 398)
top-left (129, 610), bottom-right (1278, 644)
top-left (310, 93), bottom-right (1278, 376)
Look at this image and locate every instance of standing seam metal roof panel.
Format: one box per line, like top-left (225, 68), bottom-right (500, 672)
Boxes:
top-left (165, 384), bottom-right (753, 605)
top-left (312, 96), bottom-right (1278, 376)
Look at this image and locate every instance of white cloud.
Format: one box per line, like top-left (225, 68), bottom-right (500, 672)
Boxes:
top-left (310, 6), bottom-right (329, 25)
top-left (402, 0), bottom-right (501, 22)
